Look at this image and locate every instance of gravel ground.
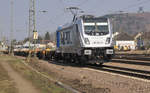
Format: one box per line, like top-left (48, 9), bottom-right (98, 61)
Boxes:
top-left (26, 58), bottom-right (150, 93)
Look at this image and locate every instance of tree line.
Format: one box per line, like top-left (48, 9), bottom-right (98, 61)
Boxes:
top-left (21, 32), bottom-right (56, 44)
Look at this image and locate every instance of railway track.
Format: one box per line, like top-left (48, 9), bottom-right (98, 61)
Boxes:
top-left (85, 64), bottom-right (150, 81)
top-left (49, 59), bottom-right (150, 82)
top-left (115, 54), bottom-right (150, 61)
top-left (111, 59), bottom-right (150, 66)
top-left (13, 54), bottom-right (150, 93)
top-left (84, 54), bottom-right (150, 82)
top-left (16, 54), bottom-right (150, 82)
top-left (51, 54), bottom-right (150, 82)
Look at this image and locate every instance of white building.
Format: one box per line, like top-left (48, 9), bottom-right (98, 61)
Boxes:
top-left (116, 41), bottom-right (136, 50)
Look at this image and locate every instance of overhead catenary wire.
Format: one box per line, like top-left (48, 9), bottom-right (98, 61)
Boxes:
top-left (36, 0), bottom-right (68, 32)
top-left (37, 11), bottom-right (66, 33)
top-left (77, 0), bottom-right (90, 7)
top-left (59, 0), bottom-right (90, 8)
top-left (59, 0), bottom-right (67, 9)
top-left (109, 0), bottom-right (150, 14)
top-left (38, 0), bottom-right (150, 35)
top-left (122, 0), bottom-right (150, 11)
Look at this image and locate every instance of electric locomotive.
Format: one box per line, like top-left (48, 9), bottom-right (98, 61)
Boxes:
top-left (54, 15), bottom-right (114, 65)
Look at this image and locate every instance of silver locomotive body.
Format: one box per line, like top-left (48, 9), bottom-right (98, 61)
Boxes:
top-left (56, 15), bottom-right (114, 64)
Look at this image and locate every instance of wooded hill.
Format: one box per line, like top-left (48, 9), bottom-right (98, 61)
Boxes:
top-left (105, 12), bottom-right (150, 40)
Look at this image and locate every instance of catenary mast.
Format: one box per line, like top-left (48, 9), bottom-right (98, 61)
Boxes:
top-left (28, 0), bottom-right (37, 60)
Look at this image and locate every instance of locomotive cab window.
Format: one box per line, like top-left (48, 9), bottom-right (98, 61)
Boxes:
top-left (97, 24), bottom-right (109, 34)
top-left (83, 18), bottom-right (109, 36)
top-left (84, 23), bottom-right (109, 36)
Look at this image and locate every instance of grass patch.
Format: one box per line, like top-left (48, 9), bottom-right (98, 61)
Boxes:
top-left (2, 55), bottom-right (70, 93)
top-left (0, 56), bottom-right (18, 93)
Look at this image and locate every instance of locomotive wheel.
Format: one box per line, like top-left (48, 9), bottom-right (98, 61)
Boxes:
top-left (78, 56), bottom-right (86, 66)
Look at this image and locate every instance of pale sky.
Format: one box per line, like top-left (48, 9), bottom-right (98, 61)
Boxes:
top-left (0, 0), bottom-right (150, 40)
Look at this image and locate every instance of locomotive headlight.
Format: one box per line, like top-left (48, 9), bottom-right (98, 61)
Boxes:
top-left (84, 38), bottom-right (90, 44)
top-left (105, 37), bottom-right (110, 44)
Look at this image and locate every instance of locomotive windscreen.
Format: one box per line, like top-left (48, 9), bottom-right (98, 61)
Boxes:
top-left (83, 17), bottom-right (109, 36)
